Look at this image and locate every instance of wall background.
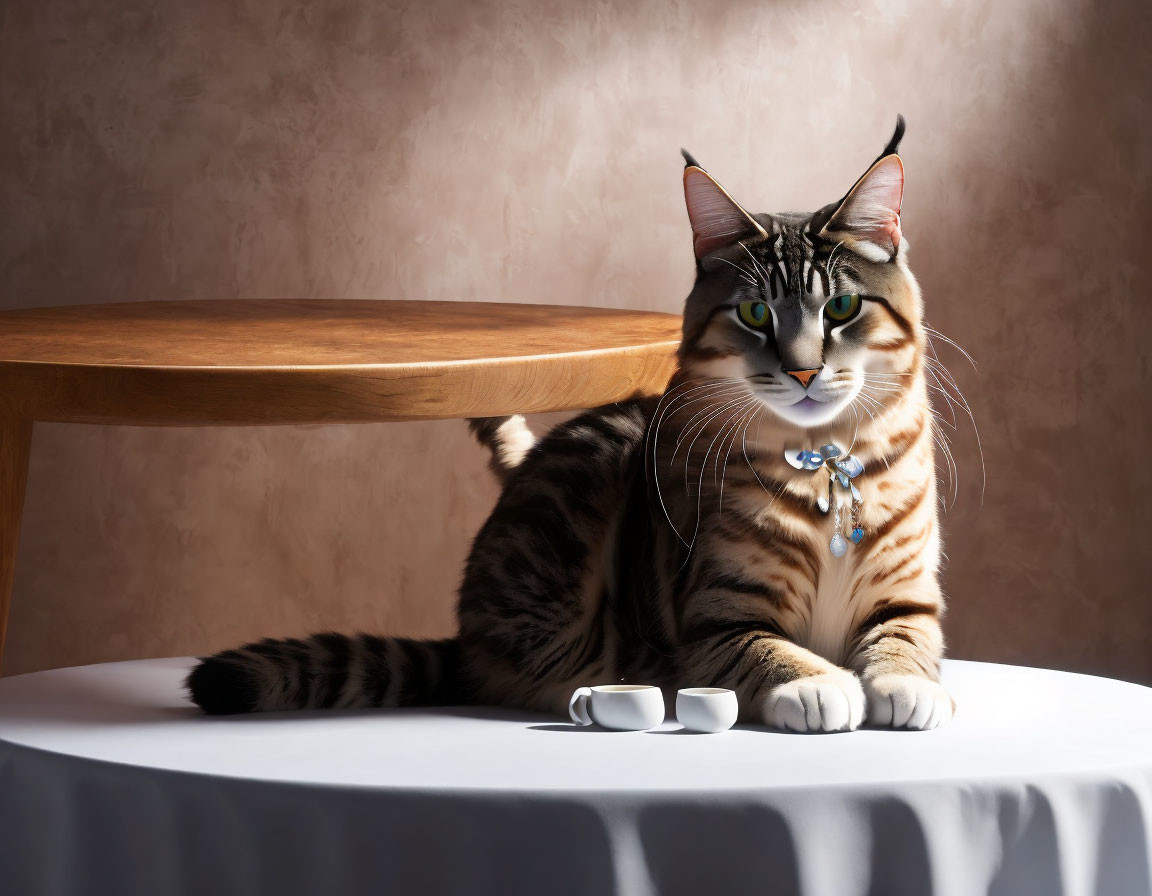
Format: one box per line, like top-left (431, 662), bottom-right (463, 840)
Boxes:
top-left (1, 0), bottom-right (1149, 682)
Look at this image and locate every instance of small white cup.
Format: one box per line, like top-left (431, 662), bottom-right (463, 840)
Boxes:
top-left (568, 685), bottom-right (665, 730)
top-left (676, 687), bottom-right (738, 733)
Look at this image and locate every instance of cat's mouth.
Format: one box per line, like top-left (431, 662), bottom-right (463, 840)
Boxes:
top-left (758, 390), bottom-right (855, 428)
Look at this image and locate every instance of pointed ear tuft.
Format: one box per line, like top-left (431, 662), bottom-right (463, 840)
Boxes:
top-left (879, 114), bottom-right (906, 160)
top-left (820, 154), bottom-right (904, 261)
top-left (683, 164), bottom-right (767, 259)
top-left (680, 148), bottom-right (702, 169)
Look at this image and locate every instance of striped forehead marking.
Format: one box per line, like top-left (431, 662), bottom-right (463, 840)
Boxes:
top-left (758, 224), bottom-right (832, 300)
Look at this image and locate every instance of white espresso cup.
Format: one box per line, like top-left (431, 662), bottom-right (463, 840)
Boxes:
top-left (568, 684), bottom-right (665, 730)
top-left (676, 687), bottom-right (738, 733)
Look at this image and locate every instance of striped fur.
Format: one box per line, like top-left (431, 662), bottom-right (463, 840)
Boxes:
top-left (187, 635), bottom-right (463, 715)
top-left (188, 119), bottom-right (953, 731)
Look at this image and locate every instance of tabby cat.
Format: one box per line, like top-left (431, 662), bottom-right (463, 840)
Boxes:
top-left (188, 117), bottom-right (953, 732)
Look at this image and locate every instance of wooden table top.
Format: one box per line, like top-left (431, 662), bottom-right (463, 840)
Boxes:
top-left (0, 300), bottom-right (682, 425)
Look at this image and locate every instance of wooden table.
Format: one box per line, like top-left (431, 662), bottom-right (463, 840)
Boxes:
top-left (0, 300), bottom-right (681, 664)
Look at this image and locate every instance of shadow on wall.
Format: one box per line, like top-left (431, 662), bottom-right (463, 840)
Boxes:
top-left (906, 0), bottom-right (1152, 682)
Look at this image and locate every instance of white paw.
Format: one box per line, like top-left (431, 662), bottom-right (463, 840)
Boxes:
top-left (864, 674), bottom-right (954, 730)
top-left (763, 671), bottom-right (865, 733)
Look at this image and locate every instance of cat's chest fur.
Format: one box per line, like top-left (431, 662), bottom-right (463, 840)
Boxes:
top-left (803, 540), bottom-right (862, 664)
top-left (727, 474), bottom-right (875, 666)
top-left (742, 447), bottom-right (932, 667)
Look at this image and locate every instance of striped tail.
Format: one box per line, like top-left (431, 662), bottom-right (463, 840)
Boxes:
top-left (186, 633), bottom-right (467, 715)
top-left (467, 415), bottom-right (536, 481)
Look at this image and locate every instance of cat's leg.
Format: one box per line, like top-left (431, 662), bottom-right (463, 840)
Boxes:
top-left (680, 616), bottom-right (865, 733)
top-left (846, 599), bottom-right (953, 730)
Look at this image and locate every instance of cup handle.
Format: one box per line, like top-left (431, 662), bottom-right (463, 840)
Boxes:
top-left (568, 687), bottom-right (593, 726)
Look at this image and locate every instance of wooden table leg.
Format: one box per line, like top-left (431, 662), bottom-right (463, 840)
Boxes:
top-left (0, 414), bottom-right (32, 670)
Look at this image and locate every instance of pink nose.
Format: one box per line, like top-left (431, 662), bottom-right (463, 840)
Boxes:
top-left (785, 367), bottom-right (822, 389)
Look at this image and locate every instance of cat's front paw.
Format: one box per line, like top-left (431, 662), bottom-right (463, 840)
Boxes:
top-left (763, 671), bottom-right (865, 733)
top-left (863, 673), bottom-right (954, 730)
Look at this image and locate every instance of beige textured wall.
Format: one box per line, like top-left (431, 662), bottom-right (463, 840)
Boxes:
top-left (1, 0), bottom-right (1149, 682)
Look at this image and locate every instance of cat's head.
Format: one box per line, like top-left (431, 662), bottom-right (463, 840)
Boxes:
top-left (677, 117), bottom-right (922, 431)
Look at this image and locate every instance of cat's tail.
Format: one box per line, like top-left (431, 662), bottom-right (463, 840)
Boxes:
top-left (185, 633), bottom-right (468, 715)
top-left (467, 415), bottom-right (536, 481)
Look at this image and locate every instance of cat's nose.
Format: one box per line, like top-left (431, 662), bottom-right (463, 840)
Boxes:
top-left (784, 367), bottom-right (822, 389)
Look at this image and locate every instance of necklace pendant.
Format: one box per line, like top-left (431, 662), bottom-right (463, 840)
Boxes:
top-left (786, 444), bottom-right (867, 556)
top-left (830, 502), bottom-right (848, 557)
top-left (834, 455), bottom-right (864, 479)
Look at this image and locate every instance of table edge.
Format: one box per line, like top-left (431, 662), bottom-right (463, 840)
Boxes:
top-left (0, 340), bottom-right (683, 373)
top-left (0, 340), bottom-right (682, 425)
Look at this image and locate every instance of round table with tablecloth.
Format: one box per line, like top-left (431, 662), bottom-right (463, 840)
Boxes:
top-left (0, 658), bottom-right (1150, 896)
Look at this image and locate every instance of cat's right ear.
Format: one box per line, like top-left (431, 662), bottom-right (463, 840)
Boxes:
top-left (681, 152), bottom-right (767, 259)
top-left (818, 153), bottom-right (904, 263)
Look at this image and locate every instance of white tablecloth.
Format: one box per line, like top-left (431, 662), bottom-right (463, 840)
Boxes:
top-left (0, 658), bottom-right (1150, 896)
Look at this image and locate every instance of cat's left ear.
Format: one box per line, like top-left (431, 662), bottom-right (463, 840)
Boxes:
top-left (682, 151), bottom-right (768, 259)
top-left (819, 154), bottom-right (904, 263)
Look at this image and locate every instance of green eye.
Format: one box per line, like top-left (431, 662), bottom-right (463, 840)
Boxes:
top-left (737, 300), bottom-right (770, 329)
top-left (825, 293), bottom-right (861, 323)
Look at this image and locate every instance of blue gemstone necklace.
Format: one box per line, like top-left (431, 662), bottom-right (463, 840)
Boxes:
top-left (784, 444), bottom-right (865, 557)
